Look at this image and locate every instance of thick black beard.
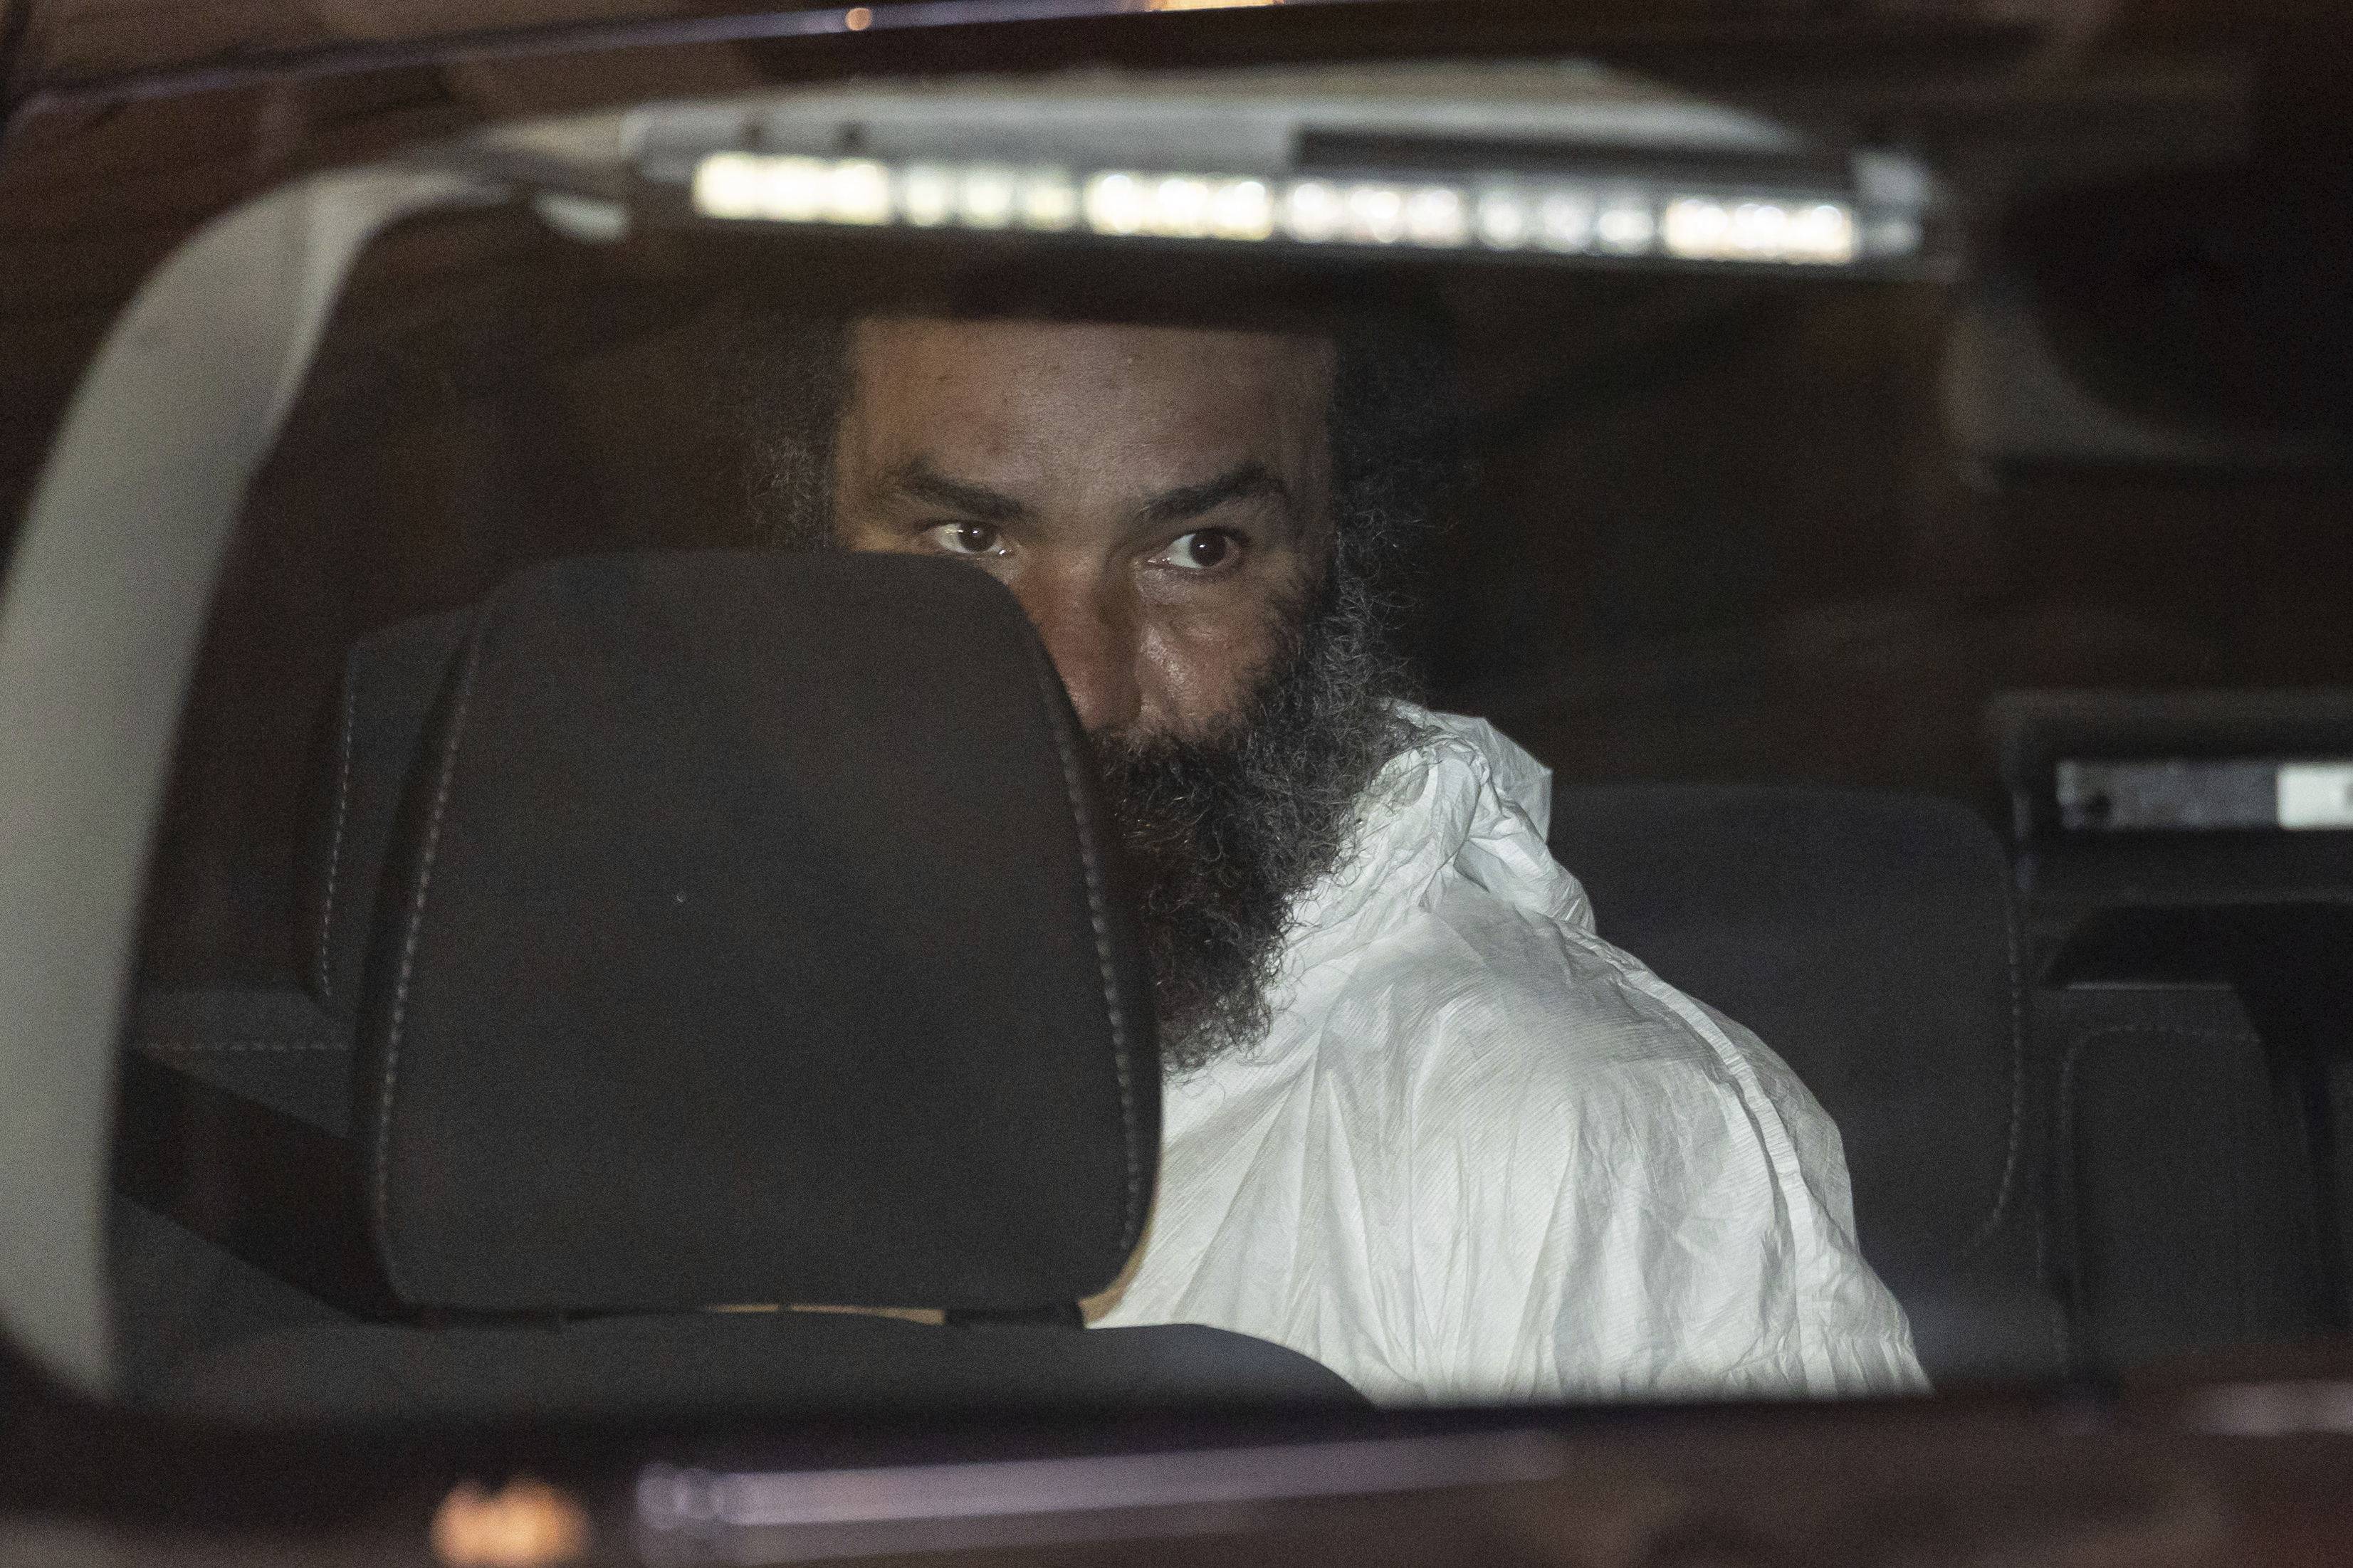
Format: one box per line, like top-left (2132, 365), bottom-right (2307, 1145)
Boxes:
top-left (1089, 566), bottom-right (1417, 1078)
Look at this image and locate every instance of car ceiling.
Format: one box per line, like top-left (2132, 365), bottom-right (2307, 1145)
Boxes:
top-left (0, 0), bottom-right (2327, 555)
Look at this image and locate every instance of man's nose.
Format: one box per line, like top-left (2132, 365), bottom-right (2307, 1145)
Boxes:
top-left (1014, 570), bottom-right (1143, 735)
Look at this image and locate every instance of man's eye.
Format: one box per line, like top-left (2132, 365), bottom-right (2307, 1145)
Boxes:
top-left (1160, 531), bottom-right (1238, 572)
top-left (927, 522), bottom-right (1006, 557)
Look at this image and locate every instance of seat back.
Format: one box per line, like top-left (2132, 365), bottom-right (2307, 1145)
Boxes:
top-left (353, 552), bottom-right (1155, 1316)
top-left (1991, 690), bottom-right (2353, 1370)
top-left (119, 552), bottom-right (1356, 1413)
top-left (1548, 784), bottom-right (2060, 1384)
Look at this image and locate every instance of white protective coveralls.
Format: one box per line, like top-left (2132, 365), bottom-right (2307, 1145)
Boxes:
top-left (1094, 707), bottom-right (1929, 1405)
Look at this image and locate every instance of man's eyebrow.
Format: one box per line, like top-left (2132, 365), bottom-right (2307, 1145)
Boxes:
top-left (1136, 462), bottom-right (1289, 527)
top-left (881, 458), bottom-right (1030, 522)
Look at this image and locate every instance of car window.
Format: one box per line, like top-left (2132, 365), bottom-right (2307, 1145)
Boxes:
top-left (7, 21), bottom-right (2351, 1446)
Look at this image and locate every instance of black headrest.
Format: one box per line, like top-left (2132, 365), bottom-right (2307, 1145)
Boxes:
top-left (297, 607), bottom-right (474, 1015)
top-left (350, 552), bottom-right (1157, 1315)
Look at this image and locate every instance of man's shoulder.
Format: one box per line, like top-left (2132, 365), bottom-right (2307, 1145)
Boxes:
top-left (1309, 893), bottom-right (1761, 1124)
top-left (1282, 704), bottom-right (1793, 1139)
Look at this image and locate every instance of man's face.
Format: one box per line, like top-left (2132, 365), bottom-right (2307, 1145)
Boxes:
top-left (830, 315), bottom-right (1337, 739)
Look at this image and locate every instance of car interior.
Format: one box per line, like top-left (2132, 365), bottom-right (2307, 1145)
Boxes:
top-left (2, 3), bottom-right (2351, 1554)
top-left (97, 169), bottom-right (2351, 1414)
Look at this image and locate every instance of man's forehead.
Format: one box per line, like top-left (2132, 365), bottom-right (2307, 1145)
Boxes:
top-left (833, 312), bottom-right (1336, 535)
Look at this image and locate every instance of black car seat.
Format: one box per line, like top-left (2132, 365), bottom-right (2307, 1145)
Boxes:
top-left (1992, 690), bottom-right (2353, 1372)
top-left (113, 552), bottom-right (1359, 1416)
top-left (1548, 785), bottom-right (2060, 1386)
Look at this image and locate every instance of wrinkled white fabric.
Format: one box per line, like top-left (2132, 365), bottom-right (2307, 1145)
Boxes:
top-left (1095, 707), bottom-right (1927, 1405)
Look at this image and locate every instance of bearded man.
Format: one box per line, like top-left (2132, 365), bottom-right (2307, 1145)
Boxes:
top-left (749, 286), bottom-right (1925, 1405)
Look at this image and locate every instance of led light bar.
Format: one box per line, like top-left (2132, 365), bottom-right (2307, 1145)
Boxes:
top-left (690, 152), bottom-right (1893, 265)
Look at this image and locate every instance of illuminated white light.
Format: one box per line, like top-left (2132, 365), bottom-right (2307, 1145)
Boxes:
top-left (689, 153), bottom-right (1880, 268)
top-left (825, 159), bottom-right (892, 225)
top-left (1594, 194), bottom-right (1656, 255)
top-left (1345, 184), bottom-right (1408, 245)
top-left (1017, 169), bottom-right (1079, 231)
top-left (901, 164), bottom-right (955, 227)
top-left (1663, 196), bottom-right (1857, 263)
top-left (758, 156), bottom-right (829, 221)
top-left (693, 152), bottom-right (768, 219)
top-left (1155, 175), bottom-right (1215, 237)
top-left (1788, 201), bottom-right (1859, 263)
top-left (1209, 179), bottom-right (1275, 241)
top-left (1661, 196), bottom-right (1731, 257)
top-left (1087, 171), bottom-right (1269, 240)
top-left (1284, 180), bottom-right (1344, 243)
top-left (1731, 201), bottom-right (1790, 255)
top-left (1473, 187), bottom-right (1531, 249)
top-left (2280, 764), bottom-right (2353, 829)
top-left (1536, 189), bottom-right (1595, 252)
top-left (1403, 186), bottom-right (1469, 248)
top-left (1084, 172), bottom-right (1150, 236)
top-left (689, 153), bottom-right (886, 225)
top-left (960, 165), bottom-right (1018, 228)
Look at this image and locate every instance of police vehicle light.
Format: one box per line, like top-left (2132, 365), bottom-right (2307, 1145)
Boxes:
top-left (689, 152), bottom-right (1890, 268)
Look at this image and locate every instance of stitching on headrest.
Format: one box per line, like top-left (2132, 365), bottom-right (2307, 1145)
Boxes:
top-left (1962, 833), bottom-right (2028, 1259)
top-left (1021, 632), bottom-right (1146, 1258)
top-left (315, 658), bottom-right (362, 1001)
top-left (369, 631), bottom-right (486, 1304)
